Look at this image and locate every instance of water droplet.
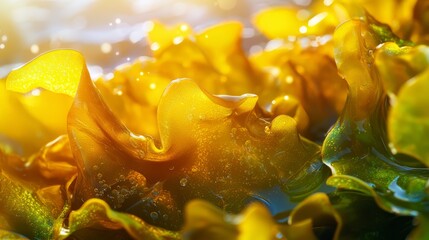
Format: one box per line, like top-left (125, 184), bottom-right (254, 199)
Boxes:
top-left (97, 173), bottom-right (103, 179)
top-left (150, 212), bottom-right (159, 220)
top-left (121, 188), bottom-right (129, 195)
top-left (137, 150), bottom-right (146, 159)
top-left (92, 165), bottom-right (99, 171)
top-left (191, 166), bottom-right (198, 172)
top-left (1, 35), bottom-right (8, 42)
top-left (187, 113), bottom-right (193, 120)
top-left (264, 126), bottom-right (270, 135)
top-left (0, 43), bottom-right (5, 50)
top-left (115, 18), bottom-right (122, 24)
top-left (244, 140), bottom-right (252, 152)
top-left (129, 139), bottom-right (139, 149)
top-left (388, 143), bottom-right (398, 154)
top-left (113, 87), bottom-right (123, 96)
top-left (169, 166), bottom-right (175, 171)
top-left (180, 178), bottom-right (188, 187)
top-left (230, 128), bottom-right (237, 138)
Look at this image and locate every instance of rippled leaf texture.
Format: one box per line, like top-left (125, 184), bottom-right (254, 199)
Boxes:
top-left (6, 51), bottom-right (83, 97)
top-left (70, 69), bottom-right (325, 229)
top-left (376, 37), bottom-right (429, 168)
top-left (68, 193), bottom-right (344, 240)
top-left (288, 192), bottom-right (340, 239)
top-left (183, 190), bottom-right (413, 240)
top-left (0, 82), bottom-right (72, 156)
top-left (0, 135), bottom-right (77, 239)
top-left (183, 199), bottom-right (283, 240)
top-left (66, 198), bottom-right (180, 240)
top-left (250, 44), bottom-right (348, 139)
top-left (329, 191), bottom-right (414, 239)
top-left (98, 20), bottom-right (345, 141)
top-left (353, 0), bottom-right (417, 40)
top-left (1, 51), bottom-right (82, 155)
top-left (322, 19), bottom-right (429, 216)
top-left (389, 68), bottom-right (429, 167)
top-left (5, 50), bottom-right (325, 231)
top-left (0, 152), bottom-right (60, 239)
top-left (251, 2), bottom-right (354, 139)
top-left (0, 230), bottom-right (29, 240)
top-left (412, 0), bottom-right (429, 43)
top-left (183, 192), bottom-right (401, 240)
top-left (94, 22), bottom-right (263, 140)
top-left (253, 0), bottom-right (426, 43)
top-left (375, 43), bottom-right (429, 94)
top-left (147, 21), bottom-right (259, 96)
top-left (31, 135), bottom-right (77, 183)
top-left (408, 215), bottom-right (429, 240)
top-left (183, 193), bottom-right (343, 240)
top-left (2, 2), bottom-right (428, 238)
top-left (253, 4), bottom-right (341, 38)
top-left (93, 59), bottom-right (168, 139)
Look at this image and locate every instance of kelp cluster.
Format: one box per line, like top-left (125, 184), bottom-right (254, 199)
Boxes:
top-left (1, 0), bottom-right (429, 239)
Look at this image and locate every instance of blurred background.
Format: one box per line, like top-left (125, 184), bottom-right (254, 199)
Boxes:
top-left (0, 0), bottom-right (306, 77)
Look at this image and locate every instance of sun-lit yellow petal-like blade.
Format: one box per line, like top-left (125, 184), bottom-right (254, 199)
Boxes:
top-left (6, 50), bottom-right (85, 97)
